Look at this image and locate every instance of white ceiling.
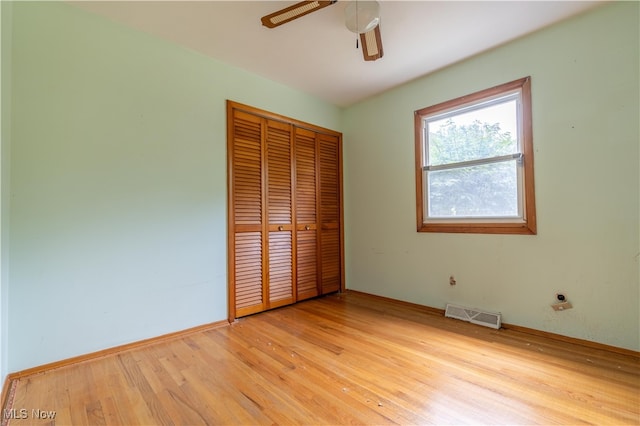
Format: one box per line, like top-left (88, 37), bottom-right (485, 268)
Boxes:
top-left (71, 1), bottom-right (606, 107)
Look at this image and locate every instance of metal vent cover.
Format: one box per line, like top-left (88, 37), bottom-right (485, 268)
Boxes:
top-left (445, 303), bottom-right (502, 329)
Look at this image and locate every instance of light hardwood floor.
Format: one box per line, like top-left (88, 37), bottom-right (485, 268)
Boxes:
top-left (4, 291), bottom-right (640, 425)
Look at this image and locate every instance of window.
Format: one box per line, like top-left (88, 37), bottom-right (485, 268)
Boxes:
top-left (415, 77), bottom-right (536, 234)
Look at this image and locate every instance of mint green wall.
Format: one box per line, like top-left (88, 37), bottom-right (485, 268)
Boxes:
top-left (343, 2), bottom-right (639, 350)
top-left (7, 2), bottom-right (341, 372)
top-left (1, 0), bottom-right (13, 385)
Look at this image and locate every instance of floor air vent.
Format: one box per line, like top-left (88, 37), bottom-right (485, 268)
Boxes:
top-left (445, 303), bottom-right (502, 329)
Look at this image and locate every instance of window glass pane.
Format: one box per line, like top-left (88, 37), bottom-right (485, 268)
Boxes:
top-left (427, 160), bottom-right (518, 218)
top-left (427, 99), bottom-right (518, 167)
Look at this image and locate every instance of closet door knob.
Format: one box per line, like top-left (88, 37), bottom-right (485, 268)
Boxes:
top-left (278, 225), bottom-right (284, 231)
top-left (305, 225), bottom-right (310, 231)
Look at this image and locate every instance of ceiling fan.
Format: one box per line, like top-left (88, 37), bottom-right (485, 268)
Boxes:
top-left (261, 1), bottom-right (384, 62)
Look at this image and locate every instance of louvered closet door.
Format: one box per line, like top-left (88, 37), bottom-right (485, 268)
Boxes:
top-left (228, 100), bottom-right (343, 319)
top-left (319, 133), bottom-right (342, 295)
top-left (265, 120), bottom-right (295, 309)
top-left (230, 110), bottom-right (265, 317)
top-left (294, 127), bottom-right (319, 301)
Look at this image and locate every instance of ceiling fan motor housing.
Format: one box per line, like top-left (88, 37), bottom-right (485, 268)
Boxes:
top-left (345, 1), bottom-right (381, 34)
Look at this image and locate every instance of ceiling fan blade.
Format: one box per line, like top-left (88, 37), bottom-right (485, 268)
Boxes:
top-left (261, 1), bottom-right (337, 29)
top-left (360, 24), bottom-right (383, 61)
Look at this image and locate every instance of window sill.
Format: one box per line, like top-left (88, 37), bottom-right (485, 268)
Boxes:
top-left (418, 222), bottom-right (537, 235)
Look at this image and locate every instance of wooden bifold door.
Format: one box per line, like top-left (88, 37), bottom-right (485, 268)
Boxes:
top-left (227, 101), bottom-right (344, 320)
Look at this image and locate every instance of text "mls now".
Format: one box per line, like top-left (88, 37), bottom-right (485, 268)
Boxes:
top-left (4, 409), bottom-right (57, 420)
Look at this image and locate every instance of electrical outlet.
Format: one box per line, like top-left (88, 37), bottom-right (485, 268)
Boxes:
top-left (551, 301), bottom-right (573, 311)
top-left (449, 275), bottom-right (456, 286)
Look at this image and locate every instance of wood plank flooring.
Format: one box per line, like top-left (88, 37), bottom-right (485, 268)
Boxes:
top-left (5, 291), bottom-right (640, 425)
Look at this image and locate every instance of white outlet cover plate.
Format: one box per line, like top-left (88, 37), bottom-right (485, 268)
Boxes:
top-left (551, 301), bottom-right (573, 311)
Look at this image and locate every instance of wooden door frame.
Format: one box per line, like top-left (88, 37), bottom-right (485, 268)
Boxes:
top-left (226, 100), bottom-right (344, 322)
